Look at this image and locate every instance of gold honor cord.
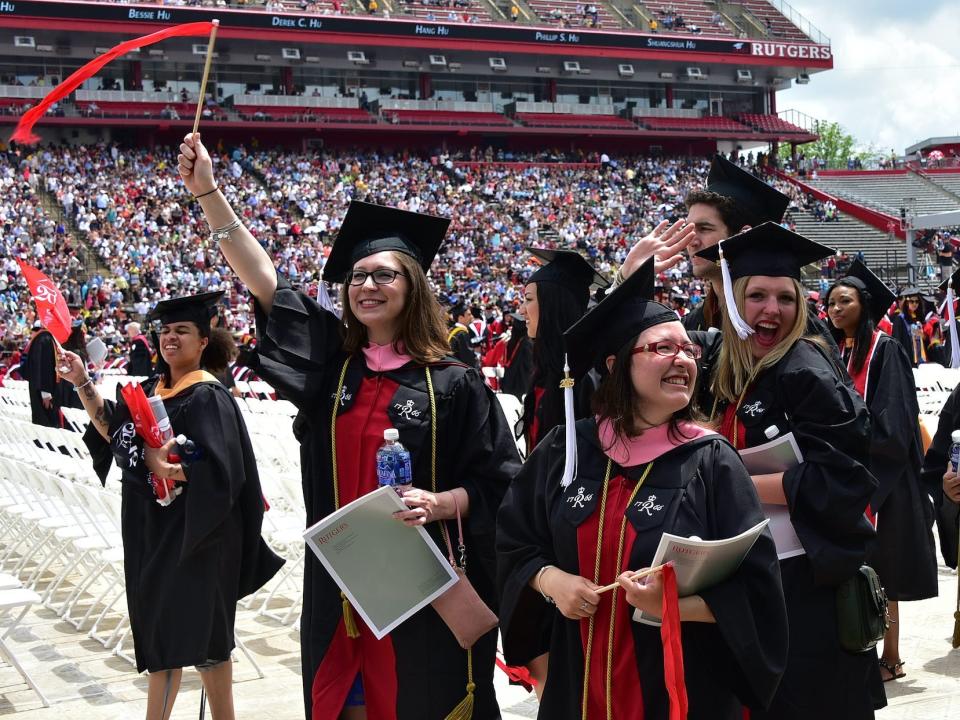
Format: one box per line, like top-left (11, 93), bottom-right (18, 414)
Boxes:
top-left (581, 460), bottom-right (654, 720)
top-left (330, 360), bottom-right (475, 718)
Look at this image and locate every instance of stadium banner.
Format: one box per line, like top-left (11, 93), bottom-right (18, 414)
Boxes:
top-left (0, 1), bottom-right (832, 66)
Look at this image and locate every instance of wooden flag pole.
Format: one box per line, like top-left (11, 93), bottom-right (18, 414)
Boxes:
top-left (192, 19), bottom-right (219, 136)
top-left (595, 563), bottom-right (668, 594)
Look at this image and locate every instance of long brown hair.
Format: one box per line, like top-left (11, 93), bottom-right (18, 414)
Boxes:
top-left (340, 251), bottom-right (450, 364)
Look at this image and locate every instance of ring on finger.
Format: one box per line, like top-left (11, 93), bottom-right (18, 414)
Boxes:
top-left (579, 600), bottom-right (589, 611)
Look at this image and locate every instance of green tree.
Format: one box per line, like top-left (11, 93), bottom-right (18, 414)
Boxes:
top-left (778, 120), bottom-right (870, 169)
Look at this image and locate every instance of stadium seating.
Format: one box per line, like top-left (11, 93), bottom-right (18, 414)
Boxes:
top-left (391, 109), bottom-right (514, 125)
top-left (808, 173), bottom-right (960, 216)
top-left (738, 0), bottom-right (812, 42)
top-left (525, 0), bottom-right (623, 30)
top-left (737, 113), bottom-right (810, 135)
top-left (641, 0), bottom-right (735, 38)
top-left (517, 113), bottom-right (636, 129)
top-left (233, 105), bottom-right (376, 122)
top-left (637, 116), bottom-right (750, 133)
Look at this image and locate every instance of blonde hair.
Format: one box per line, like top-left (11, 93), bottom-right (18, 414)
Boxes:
top-left (711, 276), bottom-right (814, 408)
top-left (340, 251), bottom-right (450, 364)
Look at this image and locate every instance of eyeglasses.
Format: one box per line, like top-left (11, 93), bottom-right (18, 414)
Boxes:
top-left (631, 341), bottom-right (702, 360)
top-left (347, 269), bottom-right (406, 286)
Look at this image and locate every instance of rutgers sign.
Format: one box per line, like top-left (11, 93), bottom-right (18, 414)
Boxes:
top-left (751, 42), bottom-right (833, 60)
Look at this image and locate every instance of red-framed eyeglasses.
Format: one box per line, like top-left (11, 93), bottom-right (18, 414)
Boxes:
top-left (631, 341), bottom-right (702, 360)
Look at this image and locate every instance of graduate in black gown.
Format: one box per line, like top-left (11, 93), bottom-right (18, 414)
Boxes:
top-left (23, 321), bottom-right (63, 427)
top-left (497, 261), bottom-right (788, 720)
top-left (920, 384), bottom-right (960, 571)
top-left (696, 224), bottom-right (885, 718)
top-left (58, 291), bottom-right (284, 720)
top-left (891, 287), bottom-right (931, 367)
top-left (179, 131), bottom-right (520, 720)
top-left (825, 260), bottom-right (937, 683)
top-left (518, 248), bottom-right (609, 452)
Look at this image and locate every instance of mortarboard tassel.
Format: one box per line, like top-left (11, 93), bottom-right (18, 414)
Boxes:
top-left (947, 283), bottom-right (960, 369)
top-left (341, 592), bottom-right (360, 639)
top-left (659, 563), bottom-right (688, 720)
top-left (560, 355), bottom-right (578, 489)
top-left (444, 649), bottom-right (475, 720)
top-left (719, 244), bottom-right (755, 340)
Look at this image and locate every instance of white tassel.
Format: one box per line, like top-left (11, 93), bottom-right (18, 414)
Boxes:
top-left (948, 285), bottom-right (960, 369)
top-left (317, 280), bottom-right (341, 319)
top-left (560, 355), bottom-right (578, 489)
top-left (719, 245), bottom-right (755, 340)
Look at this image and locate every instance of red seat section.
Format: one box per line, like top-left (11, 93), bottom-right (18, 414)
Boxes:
top-left (233, 106), bottom-right (376, 123)
top-left (390, 110), bottom-right (513, 126)
top-left (636, 116), bottom-right (750, 132)
top-left (517, 113), bottom-right (636, 129)
top-left (737, 114), bottom-right (809, 134)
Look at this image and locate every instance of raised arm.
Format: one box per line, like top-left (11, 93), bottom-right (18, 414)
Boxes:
top-left (177, 132), bottom-right (278, 312)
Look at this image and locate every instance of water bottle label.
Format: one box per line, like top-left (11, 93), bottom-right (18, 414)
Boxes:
top-left (951, 443), bottom-right (960, 472)
top-left (376, 450), bottom-right (396, 486)
top-left (396, 449), bottom-right (412, 485)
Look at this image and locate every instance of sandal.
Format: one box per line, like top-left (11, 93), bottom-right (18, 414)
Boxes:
top-left (878, 658), bottom-right (906, 682)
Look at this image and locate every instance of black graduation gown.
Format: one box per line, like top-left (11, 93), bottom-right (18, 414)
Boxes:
top-left (521, 368), bottom-right (597, 453)
top-left (856, 334), bottom-right (938, 600)
top-left (891, 313), bottom-right (928, 366)
top-left (497, 420), bottom-right (788, 719)
top-left (500, 338), bottom-right (532, 399)
top-left (248, 277), bottom-right (520, 720)
top-left (83, 379), bottom-right (284, 673)
top-left (128, 336), bottom-right (154, 377)
top-left (25, 330), bottom-right (61, 427)
top-left (718, 339), bottom-right (885, 719)
top-left (920, 384), bottom-right (960, 569)
top-left (681, 303), bottom-right (707, 332)
top-left (449, 325), bottom-right (478, 368)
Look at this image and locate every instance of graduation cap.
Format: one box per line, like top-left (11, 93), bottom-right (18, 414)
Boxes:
top-left (322, 201), bottom-right (451, 283)
top-left (563, 259), bottom-right (676, 380)
top-left (146, 290), bottom-right (224, 333)
top-left (839, 260), bottom-right (896, 324)
top-left (526, 248), bottom-right (610, 307)
top-left (704, 154), bottom-right (791, 227)
top-left (695, 222), bottom-right (834, 339)
top-left (938, 267), bottom-right (960, 368)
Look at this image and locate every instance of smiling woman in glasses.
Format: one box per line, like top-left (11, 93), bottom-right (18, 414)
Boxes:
top-left (178, 133), bottom-right (521, 720)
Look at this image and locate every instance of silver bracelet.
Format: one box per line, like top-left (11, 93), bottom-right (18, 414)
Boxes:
top-left (72, 377), bottom-right (93, 393)
top-left (535, 564), bottom-right (556, 605)
top-left (210, 218), bottom-right (242, 244)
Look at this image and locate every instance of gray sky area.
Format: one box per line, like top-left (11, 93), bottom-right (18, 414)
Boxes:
top-left (777, 0), bottom-right (960, 153)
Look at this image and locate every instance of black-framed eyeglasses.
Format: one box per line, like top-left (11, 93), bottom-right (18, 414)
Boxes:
top-left (631, 341), bottom-right (702, 360)
top-left (347, 269), bottom-right (407, 287)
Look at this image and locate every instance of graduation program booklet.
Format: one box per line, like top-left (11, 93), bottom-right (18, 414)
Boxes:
top-left (738, 432), bottom-right (806, 560)
top-left (633, 518), bottom-right (770, 626)
top-left (304, 485), bottom-right (458, 640)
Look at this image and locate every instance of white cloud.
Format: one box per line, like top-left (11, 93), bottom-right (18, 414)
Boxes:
top-left (778, 0), bottom-right (960, 153)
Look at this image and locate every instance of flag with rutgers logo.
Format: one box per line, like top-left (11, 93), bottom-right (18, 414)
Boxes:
top-left (17, 259), bottom-right (71, 343)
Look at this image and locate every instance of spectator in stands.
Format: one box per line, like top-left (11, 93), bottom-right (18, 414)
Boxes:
top-left (178, 133), bottom-right (520, 720)
top-left (367, 0), bottom-right (378, 13)
top-left (510, 4), bottom-right (519, 21)
top-left (58, 292), bottom-right (283, 720)
top-left (648, 17), bottom-right (658, 32)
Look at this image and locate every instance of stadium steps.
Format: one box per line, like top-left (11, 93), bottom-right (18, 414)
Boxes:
top-left (808, 173), bottom-right (960, 216)
top-left (913, 170), bottom-right (960, 206)
top-left (34, 184), bottom-right (111, 281)
top-left (790, 208), bottom-right (911, 286)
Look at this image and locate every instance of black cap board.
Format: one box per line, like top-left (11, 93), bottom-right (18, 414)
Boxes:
top-left (563, 258), bottom-right (677, 379)
top-left (898, 286), bottom-right (921, 298)
top-left (695, 221), bottom-right (835, 281)
top-left (840, 259), bottom-right (897, 324)
top-left (322, 201), bottom-right (451, 283)
top-left (939, 267), bottom-right (960, 294)
top-left (146, 290), bottom-right (224, 332)
top-left (527, 248), bottom-right (610, 303)
top-left (704, 154), bottom-right (791, 228)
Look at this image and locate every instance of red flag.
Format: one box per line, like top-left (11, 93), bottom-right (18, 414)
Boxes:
top-left (11, 21), bottom-right (215, 145)
top-left (17, 259), bottom-right (71, 343)
top-left (660, 562), bottom-right (688, 720)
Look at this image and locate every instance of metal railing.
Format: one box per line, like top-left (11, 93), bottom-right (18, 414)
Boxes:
top-left (762, 0), bottom-right (830, 45)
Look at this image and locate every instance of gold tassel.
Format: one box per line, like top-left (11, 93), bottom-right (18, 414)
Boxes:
top-left (341, 592), bottom-right (360, 639)
top-left (444, 649), bottom-right (475, 720)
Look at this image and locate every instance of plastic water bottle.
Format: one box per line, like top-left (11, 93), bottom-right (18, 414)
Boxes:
top-left (950, 430), bottom-right (960, 472)
top-left (376, 428), bottom-right (412, 495)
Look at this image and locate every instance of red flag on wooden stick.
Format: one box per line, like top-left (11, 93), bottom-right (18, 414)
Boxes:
top-left (10, 21), bottom-right (216, 145)
top-left (17, 259), bottom-right (71, 343)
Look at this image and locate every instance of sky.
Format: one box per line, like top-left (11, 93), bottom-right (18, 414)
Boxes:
top-left (776, 0), bottom-right (960, 154)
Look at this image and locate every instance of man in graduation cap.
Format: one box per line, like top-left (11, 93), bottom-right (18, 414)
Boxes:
top-left (179, 132), bottom-right (520, 720)
top-left (518, 247), bottom-right (609, 452)
top-left (58, 289), bottom-right (284, 719)
top-left (22, 318), bottom-right (63, 427)
top-left (497, 259), bottom-right (788, 720)
top-left (696, 223), bottom-right (886, 718)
